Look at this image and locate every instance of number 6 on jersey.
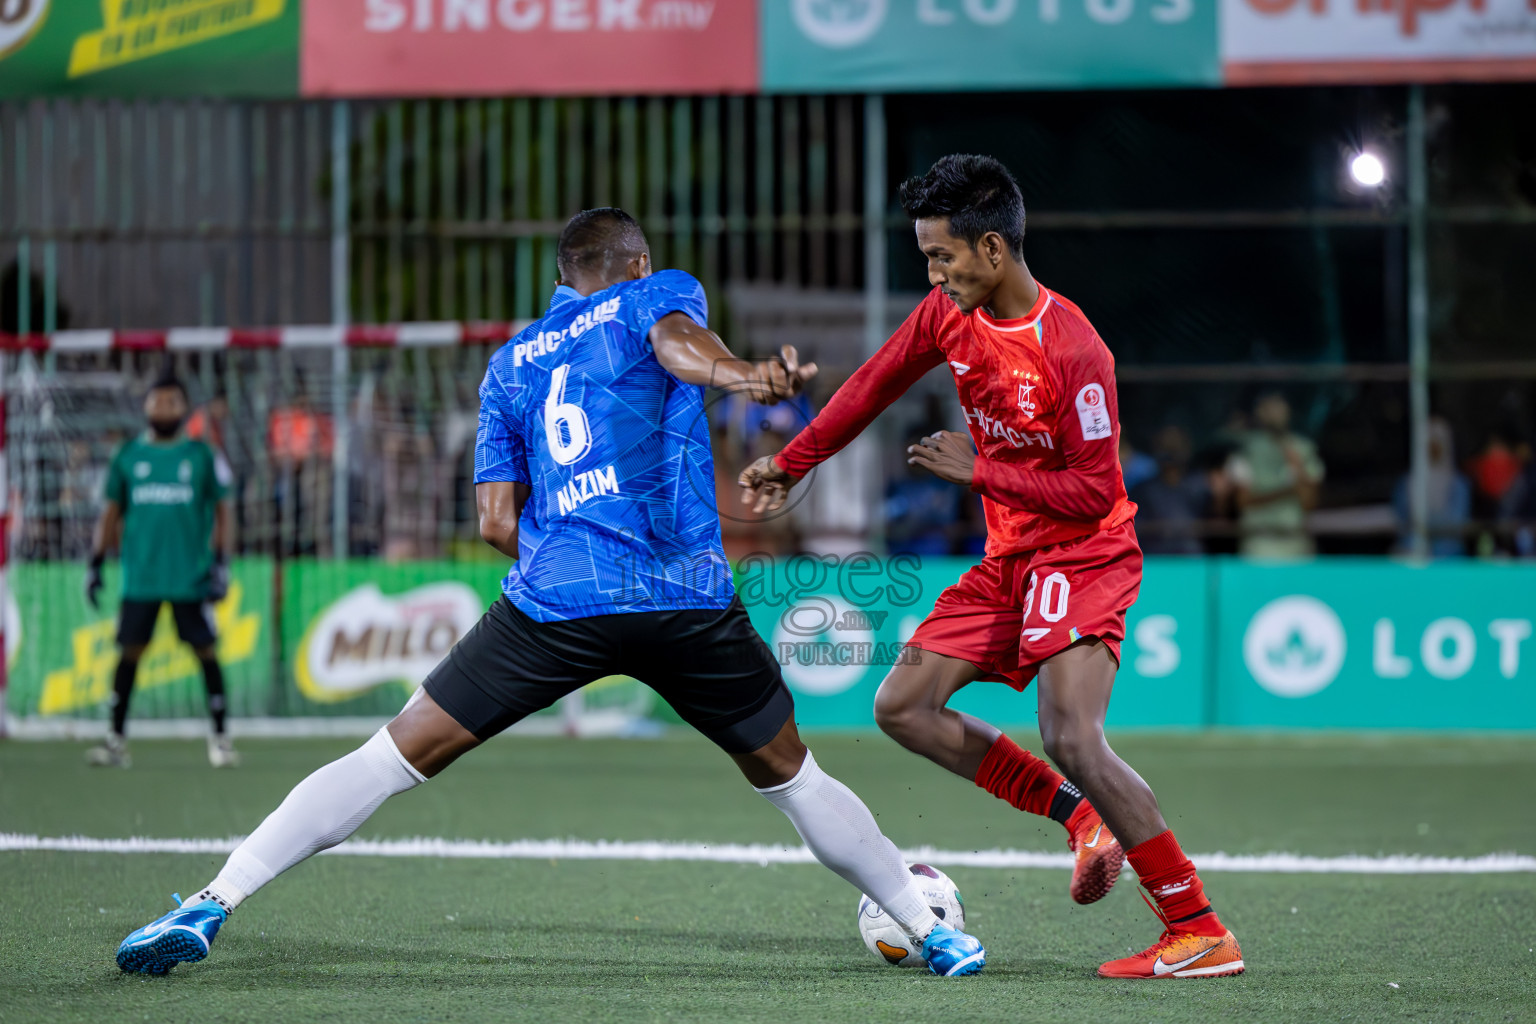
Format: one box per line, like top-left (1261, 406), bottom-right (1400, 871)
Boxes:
top-left (545, 363), bottom-right (592, 466)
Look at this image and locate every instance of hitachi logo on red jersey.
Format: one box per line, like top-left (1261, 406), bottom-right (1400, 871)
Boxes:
top-left (962, 405), bottom-right (1054, 450)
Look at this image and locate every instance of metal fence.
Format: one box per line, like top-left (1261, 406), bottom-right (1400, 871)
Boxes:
top-left (3, 87), bottom-right (1535, 557)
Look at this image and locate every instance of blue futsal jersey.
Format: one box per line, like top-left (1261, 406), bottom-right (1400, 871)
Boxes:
top-left (474, 270), bottom-right (734, 622)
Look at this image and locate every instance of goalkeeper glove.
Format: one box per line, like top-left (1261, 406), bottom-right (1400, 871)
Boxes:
top-left (85, 554), bottom-right (105, 610)
top-left (207, 552), bottom-right (230, 603)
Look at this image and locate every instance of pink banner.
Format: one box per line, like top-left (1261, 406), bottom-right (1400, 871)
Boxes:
top-left (303, 1), bottom-right (757, 96)
top-left (1221, 0), bottom-right (1536, 84)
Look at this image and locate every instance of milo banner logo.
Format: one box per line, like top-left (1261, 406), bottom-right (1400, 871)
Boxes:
top-left (294, 581), bottom-right (482, 704)
top-left (278, 561), bottom-right (508, 716)
top-left (0, 0), bottom-right (50, 61)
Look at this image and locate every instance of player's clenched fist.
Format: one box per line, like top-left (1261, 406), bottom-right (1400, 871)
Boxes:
top-left (747, 345), bottom-right (818, 405)
top-left (907, 430), bottom-right (976, 486)
top-left (738, 455), bottom-right (800, 515)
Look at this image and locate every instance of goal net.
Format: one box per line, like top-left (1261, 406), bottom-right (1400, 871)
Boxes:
top-left (0, 332), bottom-right (658, 739)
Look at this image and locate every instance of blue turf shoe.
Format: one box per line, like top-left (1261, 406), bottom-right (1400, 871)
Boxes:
top-left (116, 894), bottom-right (227, 975)
top-left (922, 923), bottom-right (986, 977)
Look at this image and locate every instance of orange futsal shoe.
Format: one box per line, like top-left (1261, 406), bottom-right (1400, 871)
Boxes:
top-left (1097, 926), bottom-right (1245, 979)
top-left (1065, 804), bottom-right (1124, 905)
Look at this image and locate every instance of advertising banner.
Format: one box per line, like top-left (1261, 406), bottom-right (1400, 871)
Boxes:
top-left (301, 0), bottom-right (759, 96)
top-left (1221, 0), bottom-right (1536, 84)
top-left (4, 560), bottom-right (273, 721)
top-left (10, 555), bottom-right (1534, 731)
top-left (279, 559), bottom-right (660, 726)
top-left (737, 555), bottom-right (1209, 729)
top-left (278, 555), bottom-right (1207, 729)
top-left (761, 0), bottom-right (1221, 91)
top-left (1214, 560), bottom-right (1536, 728)
top-left (282, 560), bottom-right (504, 715)
top-left (0, 0), bottom-right (299, 97)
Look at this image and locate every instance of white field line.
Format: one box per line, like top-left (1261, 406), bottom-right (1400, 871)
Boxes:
top-left (1, 834), bottom-right (1531, 874)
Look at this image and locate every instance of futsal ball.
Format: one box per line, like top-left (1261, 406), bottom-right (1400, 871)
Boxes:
top-left (856, 864), bottom-right (966, 967)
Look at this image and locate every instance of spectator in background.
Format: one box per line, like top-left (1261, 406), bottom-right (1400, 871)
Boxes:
top-left (187, 393), bottom-right (239, 552)
top-left (268, 391), bottom-right (335, 464)
top-left (711, 391), bottom-right (810, 558)
top-left (267, 390), bottom-right (335, 557)
top-left (1466, 429), bottom-right (1531, 556)
top-left (885, 459), bottom-right (963, 556)
top-left (1118, 435), bottom-right (1158, 494)
top-left (59, 439), bottom-right (106, 559)
top-left (1225, 392), bottom-right (1325, 559)
top-left (1515, 453), bottom-right (1536, 558)
top-left (1393, 417), bottom-right (1471, 558)
top-left (1466, 430), bottom-right (1527, 522)
top-left (884, 394), bottom-right (966, 555)
top-left (1130, 425), bottom-right (1209, 555)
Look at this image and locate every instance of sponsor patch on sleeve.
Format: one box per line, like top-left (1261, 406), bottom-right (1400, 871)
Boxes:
top-left (1075, 383), bottom-right (1113, 441)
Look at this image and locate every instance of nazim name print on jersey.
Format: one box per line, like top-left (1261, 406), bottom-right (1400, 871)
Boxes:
top-left (556, 464), bottom-right (621, 516)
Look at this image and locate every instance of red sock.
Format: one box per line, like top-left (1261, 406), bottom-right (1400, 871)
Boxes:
top-left (973, 735), bottom-right (1081, 826)
top-left (1126, 830), bottom-right (1224, 936)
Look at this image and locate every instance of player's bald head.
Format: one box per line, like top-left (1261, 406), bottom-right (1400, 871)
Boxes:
top-left (557, 207), bottom-right (650, 284)
top-left (899, 155), bottom-right (1026, 261)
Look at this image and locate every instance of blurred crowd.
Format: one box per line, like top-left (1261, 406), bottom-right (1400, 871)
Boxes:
top-left (17, 370), bottom-right (1536, 565)
top-left (1113, 393), bottom-right (1536, 560)
top-left (855, 389), bottom-right (1536, 562)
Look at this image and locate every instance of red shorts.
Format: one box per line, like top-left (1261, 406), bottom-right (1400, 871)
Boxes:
top-left (907, 520), bottom-right (1143, 691)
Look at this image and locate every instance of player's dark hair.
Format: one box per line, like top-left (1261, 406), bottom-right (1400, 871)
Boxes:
top-left (556, 207), bottom-right (649, 281)
top-left (898, 155), bottom-right (1026, 261)
top-left (148, 372), bottom-right (188, 401)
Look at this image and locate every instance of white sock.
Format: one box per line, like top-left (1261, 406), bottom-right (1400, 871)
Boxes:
top-left (188, 728), bottom-right (426, 912)
top-left (755, 751), bottom-right (941, 942)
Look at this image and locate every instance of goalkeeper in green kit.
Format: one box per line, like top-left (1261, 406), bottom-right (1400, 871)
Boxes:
top-left (85, 374), bottom-right (237, 769)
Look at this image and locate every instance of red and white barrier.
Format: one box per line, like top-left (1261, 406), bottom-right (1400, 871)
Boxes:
top-left (0, 321), bottom-right (531, 353)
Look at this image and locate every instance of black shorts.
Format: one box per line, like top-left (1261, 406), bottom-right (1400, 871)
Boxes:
top-left (423, 595), bottom-right (794, 754)
top-left (118, 600), bottom-right (218, 650)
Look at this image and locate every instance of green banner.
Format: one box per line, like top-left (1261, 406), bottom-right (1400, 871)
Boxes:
top-left (278, 555), bottom-right (1206, 729)
top-left (10, 555), bottom-right (1534, 731)
top-left (762, 0), bottom-right (1220, 92)
top-left (1214, 560), bottom-right (1536, 730)
top-left (278, 559), bottom-right (657, 723)
top-left (0, 0), bottom-right (298, 98)
top-left (281, 560), bottom-right (504, 717)
top-left (5, 558), bottom-right (273, 721)
top-left (736, 555), bottom-right (1208, 729)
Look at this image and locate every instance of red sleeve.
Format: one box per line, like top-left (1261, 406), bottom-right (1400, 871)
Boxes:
top-left (775, 291), bottom-right (947, 479)
top-left (970, 334), bottom-right (1122, 520)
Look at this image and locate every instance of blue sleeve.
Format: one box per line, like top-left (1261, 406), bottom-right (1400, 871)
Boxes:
top-left (632, 269), bottom-right (709, 337)
top-left (474, 366), bottom-right (530, 485)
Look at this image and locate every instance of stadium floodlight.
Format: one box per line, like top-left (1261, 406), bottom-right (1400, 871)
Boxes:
top-left (1349, 151), bottom-right (1386, 188)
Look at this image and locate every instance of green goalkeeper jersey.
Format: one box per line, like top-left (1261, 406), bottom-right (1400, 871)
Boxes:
top-left (105, 434), bottom-right (229, 603)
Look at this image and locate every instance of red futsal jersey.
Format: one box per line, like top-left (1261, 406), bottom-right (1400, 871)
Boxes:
top-left (776, 284), bottom-right (1136, 556)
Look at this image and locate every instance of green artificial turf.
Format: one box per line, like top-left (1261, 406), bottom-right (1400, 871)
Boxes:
top-left (2, 732), bottom-right (1534, 1023)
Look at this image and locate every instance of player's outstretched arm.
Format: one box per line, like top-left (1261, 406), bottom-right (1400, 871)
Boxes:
top-left (476, 481), bottom-right (531, 559)
top-left (651, 312), bottom-right (817, 404)
top-left (737, 455), bottom-right (801, 515)
top-left (208, 500), bottom-right (233, 602)
top-left (85, 500), bottom-right (122, 609)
